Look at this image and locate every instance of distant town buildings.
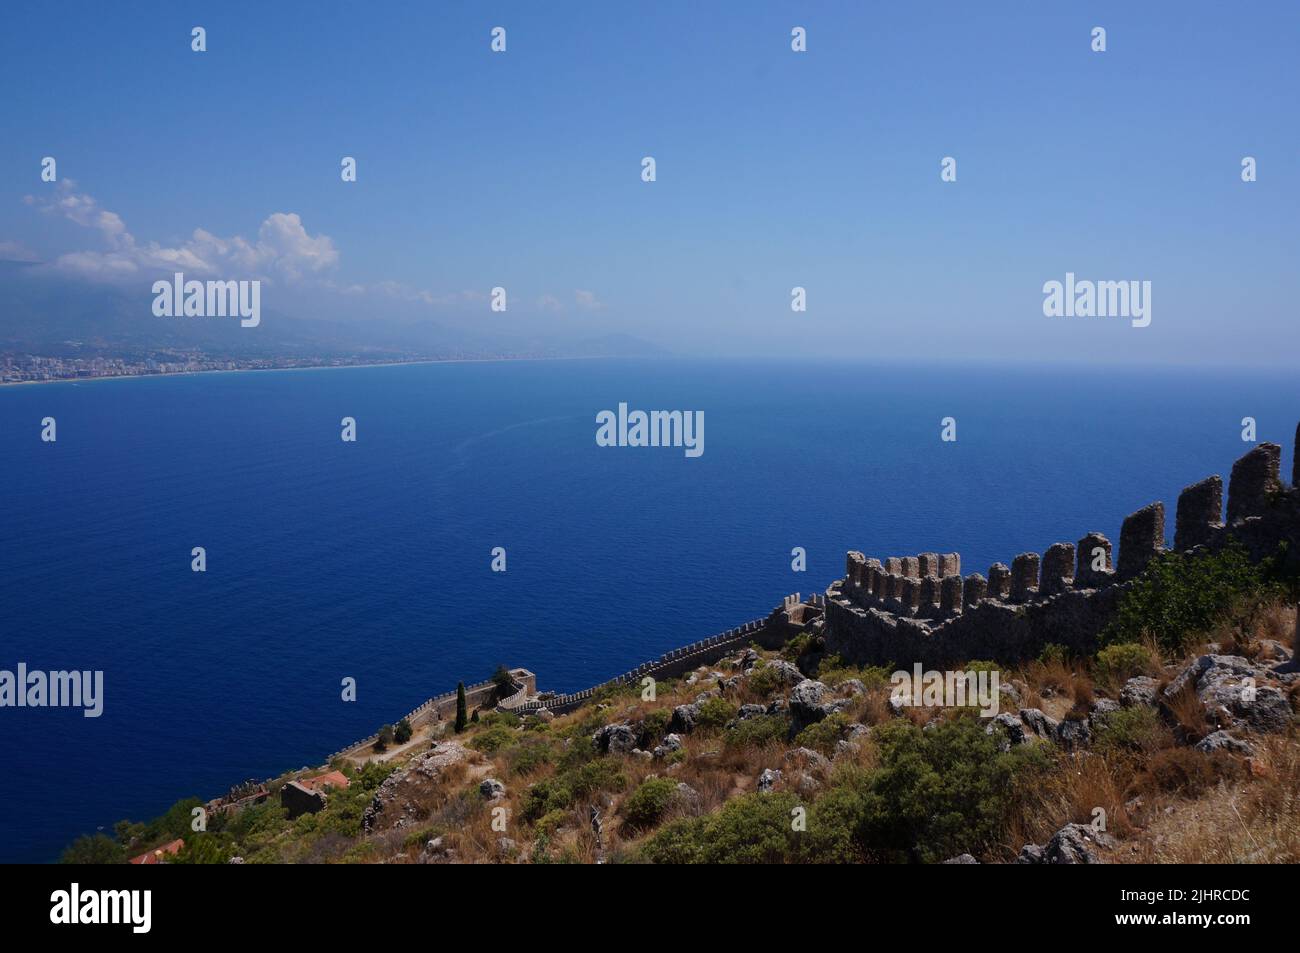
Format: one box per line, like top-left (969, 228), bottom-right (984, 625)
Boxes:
top-left (0, 348), bottom-right (547, 384)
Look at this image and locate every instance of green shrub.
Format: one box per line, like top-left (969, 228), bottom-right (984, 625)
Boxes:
top-left (60, 833), bottom-right (125, 865)
top-left (638, 709), bottom-right (671, 746)
top-left (535, 810), bottom-right (569, 837)
top-left (1038, 644), bottom-right (1069, 665)
top-left (804, 783), bottom-right (870, 863)
top-left (818, 661), bottom-right (892, 691)
top-left (1102, 543), bottom-right (1280, 653)
top-left (1094, 642), bottom-right (1157, 686)
top-left (171, 834), bottom-right (232, 865)
top-left (725, 714), bottom-right (789, 749)
top-left (521, 759), bottom-right (627, 822)
top-left (694, 697), bottom-right (737, 730)
top-left (746, 661), bottom-right (785, 698)
top-left (469, 724), bottom-right (516, 754)
top-left (505, 736), bottom-right (555, 776)
top-left (401, 825), bottom-right (444, 851)
top-left (351, 760), bottom-right (395, 791)
top-left (856, 717), bottom-right (1050, 863)
top-left (1093, 706), bottom-right (1166, 753)
top-left (394, 718), bottom-right (412, 744)
top-left (641, 792), bottom-right (803, 864)
top-left (782, 633), bottom-right (812, 662)
top-left (794, 713), bottom-right (851, 757)
top-left (621, 777), bottom-right (680, 831)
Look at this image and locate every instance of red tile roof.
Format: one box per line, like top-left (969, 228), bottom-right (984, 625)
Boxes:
top-left (298, 770), bottom-right (350, 793)
top-left (129, 838), bottom-right (184, 865)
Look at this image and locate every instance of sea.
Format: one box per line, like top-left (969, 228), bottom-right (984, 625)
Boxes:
top-left (1, 357), bottom-right (1295, 861)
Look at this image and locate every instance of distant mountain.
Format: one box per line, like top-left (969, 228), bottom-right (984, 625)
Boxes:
top-left (0, 265), bottom-right (667, 361)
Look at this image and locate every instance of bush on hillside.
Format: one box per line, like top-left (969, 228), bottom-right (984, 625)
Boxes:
top-left (620, 777), bottom-right (680, 832)
top-left (1102, 543), bottom-right (1280, 653)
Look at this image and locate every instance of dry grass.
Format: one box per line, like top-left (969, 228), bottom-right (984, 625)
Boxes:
top-left (1003, 749), bottom-right (1137, 859)
top-left (1161, 684), bottom-right (1210, 745)
top-left (279, 628), bottom-right (1300, 865)
top-left (1131, 734), bottom-right (1300, 862)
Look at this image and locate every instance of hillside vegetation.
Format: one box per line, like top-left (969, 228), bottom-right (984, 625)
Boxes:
top-left (64, 547), bottom-right (1300, 864)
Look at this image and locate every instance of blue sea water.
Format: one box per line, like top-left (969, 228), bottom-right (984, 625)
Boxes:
top-left (0, 358), bottom-right (1296, 862)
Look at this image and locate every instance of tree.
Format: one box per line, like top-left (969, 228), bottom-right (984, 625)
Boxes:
top-left (171, 834), bottom-right (231, 865)
top-left (492, 665), bottom-right (515, 700)
top-left (394, 718), bottom-right (412, 744)
top-left (60, 833), bottom-right (125, 865)
top-left (455, 682), bottom-right (468, 733)
top-left (374, 724), bottom-right (394, 752)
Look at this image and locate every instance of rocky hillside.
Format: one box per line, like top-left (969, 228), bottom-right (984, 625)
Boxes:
top-left (69, 562), bottom-right (1300, 864)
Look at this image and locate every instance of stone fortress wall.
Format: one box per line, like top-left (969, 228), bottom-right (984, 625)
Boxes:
top-left (326, 668), bottom-right (536, 762)
top-left (508, 597), bottom-right (816, 717)
top-left (823, 430), bottom-right (1300, 670)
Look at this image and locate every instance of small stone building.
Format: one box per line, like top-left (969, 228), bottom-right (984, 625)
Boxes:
top-left (280, 770), bottom-right (350, 819)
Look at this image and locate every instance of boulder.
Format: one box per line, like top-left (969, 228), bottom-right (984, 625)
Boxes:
top-left (652, 733), bottom-right (683, 759)
top-left (1258, 639), bottom-right (1292, 663)
top-left (479, 778), bottom-right (506, 801)
top-left (1018, 708), bottom-right (1059, 742)
top-left (668, 704), bottom-right (700, 734)
top-left (784, 746), bottom-right (831, 774)
top-left (1164, 655), bottom-right (1294, 732)
top-left (790, 679), bottom-right (844, 729)
top-left (1194, 730), bottom-right (1255, 755)
top-left (1090, 697), bottom-right (1121, 718)
top-left (942, 854), bottom-right (980, 864)
top-left (1057, 717), bottom-right (1092, 750)
top-left (591, 723), bottom-right (639, 755)
top-left (363, 741), bottom-right (470, 834)
top-left (1015, 844), bottom-right (1045, 864)
top-left (1020, 823), bottom-right (1116, 864)
top-left (834, 723), bottom-right (872, 759)
top-left (757, 768), bottom-right (783, 793)
top-left (735, 704), bottom-right (767, 722)
top-left (1120, 676), bottom-right (1159, 708)
top-left (986, 712), bottom-right (1027, 749)
top-left (762, 659), bottom-right (805, 686)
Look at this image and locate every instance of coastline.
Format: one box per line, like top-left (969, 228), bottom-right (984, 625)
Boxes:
top-left (0, 353), bottom-right (620, 390)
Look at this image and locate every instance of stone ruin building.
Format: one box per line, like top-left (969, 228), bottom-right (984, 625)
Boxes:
top-left (824, 430), bottom-right (1300, 669)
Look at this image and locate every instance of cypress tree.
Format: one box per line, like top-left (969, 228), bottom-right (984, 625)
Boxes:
top-left (455, 682), bottom-right (468, 733)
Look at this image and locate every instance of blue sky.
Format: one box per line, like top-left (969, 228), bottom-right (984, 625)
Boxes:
top-left (1, 1), bottom-right (1296, 363)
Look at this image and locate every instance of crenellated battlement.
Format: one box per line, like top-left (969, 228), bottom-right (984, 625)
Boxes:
top-left (825, 433), bottom-right (1300, 668)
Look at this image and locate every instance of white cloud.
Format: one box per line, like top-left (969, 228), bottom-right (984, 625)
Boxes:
top-left (574, 288), bottom-right (604, 310)
top-left (25, 180), bottom-right (338, 283)
top-left (0, 240), bottom-right (39, 263)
